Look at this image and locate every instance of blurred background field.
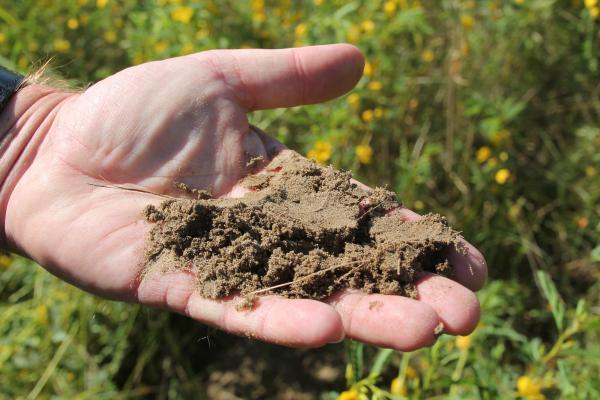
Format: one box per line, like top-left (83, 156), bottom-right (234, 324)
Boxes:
top-left (0, 0), bottom-right (599, 399)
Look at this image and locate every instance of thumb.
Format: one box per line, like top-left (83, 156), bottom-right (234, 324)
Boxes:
top-left (183, 44), bottom-right (364, 111)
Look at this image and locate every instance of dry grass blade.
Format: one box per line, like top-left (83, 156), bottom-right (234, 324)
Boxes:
top-left (88, 183), bottom-right (178, 199)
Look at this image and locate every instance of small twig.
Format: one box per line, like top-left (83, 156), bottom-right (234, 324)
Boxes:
top-left (88, 183), bottom-right (177, 199)
top-left (249, 259), bottom-right (365, 295)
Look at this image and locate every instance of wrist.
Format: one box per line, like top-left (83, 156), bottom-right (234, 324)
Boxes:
top-left (0, 84), bottom-right (72, 248)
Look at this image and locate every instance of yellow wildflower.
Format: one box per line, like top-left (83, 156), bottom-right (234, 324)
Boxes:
top-left (456, 335), bottom-right (471, 350)
top-left (77, 0), bottom-right (88, 5)
top-left (103, 30), bottom-right (117, 43)
top-left (487, 157), bottom-right (498, 167)
top-left (314, 0), bottom-right (324, 5)
top-left (171, 6), bottom-right (194, 23)
top-left (346, 25), bottom-right (361, 43)
top-left (499, 151), bottom-right (509, 161)
top-left (515, 0), bottom-right (525, 4)
top-left (96, 0), bottom-right (108, 8)
top-left (590, 7), bottom-right (599, 17)
top-left (53, 38), bottom-right (71, 53)
top-left (414, 200), bottom-right (424, 210)
top-left (36, 304), bottom-right (49, 326)
top-left (390, 377), bottom-right (408, 396)
top-left (182, 42), bottom-right (195, 55)
top-left (67, 18), bottom-right (79, 30)
top-left (347, 93), bottom-right (360, 110)
top-left (356, 143), bottom-right (373, 164)
top-left (361, 20), bottom-right (375, 33)
top-left (384, 1), bottom-right (397, 17)
top-left (461, 15), bottom-right (475, 30)
top-left (361, 109), bottom-right (374, 122)
top-left (0, 254), bottom-right (12, 268)
top-left (576, 216), bottom-right (589, 229)
top-left (405, 366), bottom-right (417, 379)
top-left (490, 129), bottom-right (511, 145)
top-left (368, 80), bottom-right (383, 91)
top-left (585, 0), bottom-right (598, 8)
top-left (374, 107), bottom-right (384, 118)
top-left (295, 23), bottom-right (307, 38)
top-left (307, 141), bottom-right (333, 164)
top-left (421, 49), bottom-right (434, 62)
top-left (337, 390), bottom-right (359, 400)
top-left (495, 168), bottom-right (511, 184)
top-left (585, 166), bottom-right (596, 176)
top-left (363, 61), bottom-right (374, 77)
top-left (153, 41), bottom-right (169, 53)
top-left (476, 146), bottom-right (491, 163)
top-left (0, 33), bottom-right (6, 45)
top-left (517, 376), bottom-right (544, 399)
top-left (133, 53), bottom-right (146, 65)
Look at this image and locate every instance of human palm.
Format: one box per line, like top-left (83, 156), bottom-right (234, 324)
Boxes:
top-left (5, 45), bottom-right (486, 349)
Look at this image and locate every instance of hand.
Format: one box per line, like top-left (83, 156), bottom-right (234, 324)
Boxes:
top-left (2, 44), bottom-right (486, 349)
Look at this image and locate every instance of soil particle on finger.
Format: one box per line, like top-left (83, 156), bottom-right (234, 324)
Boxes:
top-left (143, 151), bottom-right (460, 300)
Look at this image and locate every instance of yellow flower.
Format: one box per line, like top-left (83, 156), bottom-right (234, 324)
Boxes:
top-left (171, 6), bottom-right (194, 23)
top-left (414, 200), bottom-right (424, 210)
top-left (495, 168), bottom-right (511, 184)
top-left (182, 42), bottom-right (195, 55)
top-left (585, 0), bottom-right (598, 8)
top-left (499, 151), bottom-right (509, 161)
top-left (347, 93), bottom-right (360, 110)
top-left (103, 30), bottom-right (117, 43)
top-left (153, 41), bottom-right (169, 53)
top-left (514, 0), bottom-right (525, 4)
top-left (517, 376), bottom-right (544, 398)
top-left (356, 143), bottom-right (373, 164)
top-left (361, 19), bottom-right (375, 33)
top-left (53, 38), bottom-right (71, 53)
top-left (363, 61), bottom-right (374, 77)
top-left (368, 80), bottom-right (383, 91)
top-left (476, 146), bottom-right (491, 163)
top-left (405, 365), bottom-right (417, 379)
top-left (384, 1), bottom-right (397, 17)
top-left (585, 165), bottom-right (596, 176)
top-left (361, 109), bottom-right (374, 122)
top-left (590, 6), bottom-right (599, 17)
top-left (576, 216), bottom-right (589, 229)
top-left (346, 25), bottom-right (361, 43)
top-left (487, 157), bottom-right (498, 167)
top-left (461, 15), bottom-right (475, 30)
top-left (308, 141), bottom-right (333, 164)
top-left (455, 335), bottom-right (471, 350)
top-left (77, 0), bottom-right (88, 5)
top-left (0, 33), bottom-right (6, 45)
top-left (374, 107), bottom-right (384, 118)
top-left (294, 23), bottom-right (307, 38)
top-left (490, 129), bottom-right (511, 145)
top-left (390, 377), bottom-right (408, 396)
top-left (133, 53), bottom-right (146, 65)
top-left (36, 304), bottom-right (49, 326)
top-left (0, 254), bottom-right (12, 268)
top-left (421, 49), bottom-right (434, 63)
top-left (337, 390), bottom-right (359, 400)
top-left (314, 0), bottom-right (324, 5)
top-left (67, 18), bottom-right (79, 30)
top-left (96, 0), bottom-right (108, 8)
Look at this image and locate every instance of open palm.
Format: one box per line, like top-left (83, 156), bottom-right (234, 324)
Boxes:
top-left (5, 45), bottom-right (486, 349)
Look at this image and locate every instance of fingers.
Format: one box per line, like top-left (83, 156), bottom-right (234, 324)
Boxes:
top-left (415, 274), bottom-right (480, 335)
top-left (328, 291), bottom-right (440, 351)
top-left (394, 208), bottom-right (488, 291)
top-left (136, 271), bottom-right (345, 348)
top-left (192, 44), bottom-right (364, 110)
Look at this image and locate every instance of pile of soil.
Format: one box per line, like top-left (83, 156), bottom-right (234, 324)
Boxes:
top-left (142, 151), bottom-right (460, 301)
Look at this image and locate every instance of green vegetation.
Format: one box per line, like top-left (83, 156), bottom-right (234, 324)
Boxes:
top-left (1, 0), bottom-right (598, 398)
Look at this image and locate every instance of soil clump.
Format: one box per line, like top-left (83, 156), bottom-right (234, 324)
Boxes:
top-left (143, 151), bottom-right (460, 300)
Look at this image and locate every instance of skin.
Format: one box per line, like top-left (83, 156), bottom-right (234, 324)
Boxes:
top-left (0, 44), bottom-right (486, 350)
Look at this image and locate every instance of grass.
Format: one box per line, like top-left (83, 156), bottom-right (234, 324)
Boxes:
top-left (1, 0), bottom-right (599, 398)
